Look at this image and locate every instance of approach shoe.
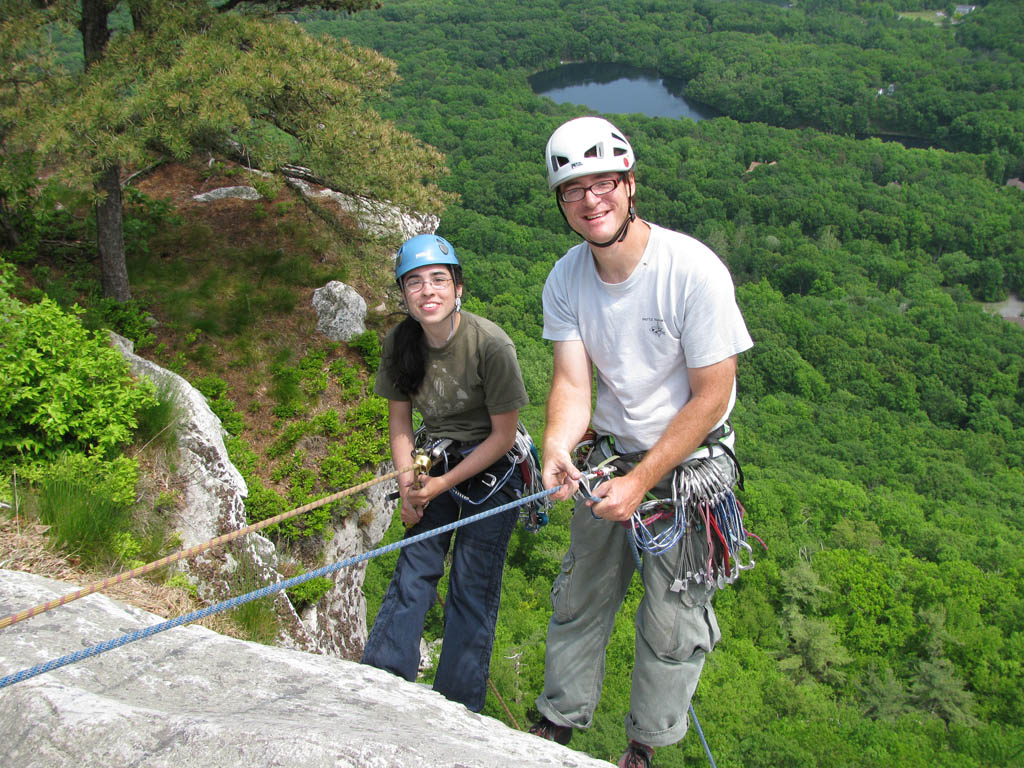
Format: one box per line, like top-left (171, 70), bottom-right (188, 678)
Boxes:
top-left (528, 716), bottom-right (572, 745)
top-left (617, 740), bottom-right (654, 768)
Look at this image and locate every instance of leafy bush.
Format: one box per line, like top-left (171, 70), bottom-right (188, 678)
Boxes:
top-left (269, 363), bottom-right (305, 418)
top-left (348, 329), bottom-right (381, 372)
top-left (266, 421), bottom-right (310, 459)
top-left (330, 356), bottom-right (364, 400)
top-left (0, 261), bottom-right (157, 465)
top-left (194, 375), bottom-right (245, 435)
top-left (285, 573), bottom-right (333, 611)
top-left (87, 297), bottom-right (157, 350)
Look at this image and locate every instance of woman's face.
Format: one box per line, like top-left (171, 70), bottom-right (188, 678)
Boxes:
top-left (402, 264), bottom-right (461, 326)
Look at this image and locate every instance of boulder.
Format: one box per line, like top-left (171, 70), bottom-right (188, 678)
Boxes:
top-left (312, 281), bottom-right (368, 342)
top-left (0, 570), bottom-right (609, 768)
top-left (191, 185), bottom-right (263, 202)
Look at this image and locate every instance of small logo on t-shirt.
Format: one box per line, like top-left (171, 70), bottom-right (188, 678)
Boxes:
top-left (644, 317), bottom-right (667, 337)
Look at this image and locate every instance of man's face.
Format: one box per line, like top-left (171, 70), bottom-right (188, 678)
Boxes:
top-left (558, 172), bottom-right (635, 245)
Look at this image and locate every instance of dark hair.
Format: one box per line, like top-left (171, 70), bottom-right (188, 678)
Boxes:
top-left (387, 264), bottom-right (463, 396)
top-left (388, 316), bottom-right (427, 396)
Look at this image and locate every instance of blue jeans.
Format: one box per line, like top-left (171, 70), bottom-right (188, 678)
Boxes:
top-left (362, 461), bottom-right (521, 711)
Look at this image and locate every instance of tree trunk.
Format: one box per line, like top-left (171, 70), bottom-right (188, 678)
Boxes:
top-left (81, 0), bottom-right (131, 301)
top-left (0, 200), bottom-right (19, 249)
top-left (96, 164), bottom-right (131, 301)
top-left (80, 0), bottom-right (114, 66)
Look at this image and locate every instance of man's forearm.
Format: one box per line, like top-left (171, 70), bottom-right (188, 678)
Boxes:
top-left (543, 377), bottom-right (591, 456)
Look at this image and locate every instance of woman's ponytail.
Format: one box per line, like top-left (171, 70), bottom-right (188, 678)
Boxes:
top-left (388, 315), bottom-right (427, 396)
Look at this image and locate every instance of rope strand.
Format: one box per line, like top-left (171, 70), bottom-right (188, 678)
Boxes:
top-left (0, 464), bottom-right (416, 631)
top-left (0, 483), bottom-right (561, 691)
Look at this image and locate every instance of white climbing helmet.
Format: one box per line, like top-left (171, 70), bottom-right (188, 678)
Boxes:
top-left (544, 116), bottom-right (636, 190)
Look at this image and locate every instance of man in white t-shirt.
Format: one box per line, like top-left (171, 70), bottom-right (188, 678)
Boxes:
top-left (528, 117), bottom-right (754, 768)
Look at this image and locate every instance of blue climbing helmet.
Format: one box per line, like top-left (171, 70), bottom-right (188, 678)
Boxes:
top-left (394, 234), bottom-right (461, 285)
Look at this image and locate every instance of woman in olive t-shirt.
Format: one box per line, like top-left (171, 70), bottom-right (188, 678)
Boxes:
top-left (361, 234), bottom-right (528, 712)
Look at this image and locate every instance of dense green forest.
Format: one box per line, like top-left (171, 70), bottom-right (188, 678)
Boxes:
top-left (2, 1), bottom-right (1023, 766)
top-left (307, 2), bottom-right (1024, 766)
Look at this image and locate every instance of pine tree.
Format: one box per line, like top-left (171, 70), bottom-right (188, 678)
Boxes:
top-left (5, 0), bottom-right (451, 299)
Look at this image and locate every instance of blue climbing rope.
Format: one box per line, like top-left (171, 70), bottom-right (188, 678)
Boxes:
top-left (0, 484), bottom-right (562, 691)
top-left (689, 702), bottom-right (717, 768)
top-left (629, 537), bottom-right (718, 768)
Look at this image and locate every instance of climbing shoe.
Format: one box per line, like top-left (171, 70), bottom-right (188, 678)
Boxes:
top-left (528, 716), bottom-right (572, 745)
top-left (617, 740), bottom-right (654, 768)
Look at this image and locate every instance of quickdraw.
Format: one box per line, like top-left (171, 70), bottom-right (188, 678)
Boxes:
top-left (570, 430), bottom-right (765, 588)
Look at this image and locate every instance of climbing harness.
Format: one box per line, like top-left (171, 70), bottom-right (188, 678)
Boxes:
top-left (397, 422), bottom-right (549, 532)
top-left (0, 468), bottom-right (613, 691)
top-left (572, 427), bottom-right (764, 589)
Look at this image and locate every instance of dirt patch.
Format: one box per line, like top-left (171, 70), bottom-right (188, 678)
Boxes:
top-left (982, 292), bottom-right (1024, 327)
top-left (0, 515), bottom-right (241, 638)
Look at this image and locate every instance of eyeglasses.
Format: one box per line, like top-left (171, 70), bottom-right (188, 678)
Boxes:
top-left (403, 274), bottom-right (453, 293)
top-left (559, 177), bottom-right (621, 203)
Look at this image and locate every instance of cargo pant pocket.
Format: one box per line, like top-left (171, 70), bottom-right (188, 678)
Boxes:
top-left (637, 593), bottom-right (721, 663)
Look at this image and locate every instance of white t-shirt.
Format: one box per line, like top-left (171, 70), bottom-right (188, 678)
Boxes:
top-left (542, 223), bottom-right (754, 456)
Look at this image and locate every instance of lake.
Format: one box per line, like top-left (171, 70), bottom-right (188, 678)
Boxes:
top-left (529, 62), bottom-right (718, 121)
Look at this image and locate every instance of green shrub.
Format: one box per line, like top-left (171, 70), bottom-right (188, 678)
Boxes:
top-left (269, 363), bottom-right (305, 418)
top-left (266, 420), bottom-right (310, 458)
top-left (312, 408), bottom-right (342, 437)
top-left (348, 330), bottom-right (380, 372)
top-left (330, 357), bottom-right (364, 400)
top-left (85, 298), bottom-right (157, 350)
top-left (298, 348), bottom-right (329, 395)
top-left (285, 573), bottom-right (333, 611)
top-left (241, 475), bottom-right (289, 530)
top-left (165, 571), bottom-right (197, 595)
top-left (194, 375), bottom-right (245, 435)
top-left (0, 264), bottom-right (157, 464)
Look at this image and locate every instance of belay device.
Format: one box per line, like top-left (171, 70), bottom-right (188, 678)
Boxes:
top-left (393, 422), bottom-right (549, 532)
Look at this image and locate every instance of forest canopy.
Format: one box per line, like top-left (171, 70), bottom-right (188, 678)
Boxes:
top-left (2, 1), bottom-right (1022, 766)
top-left (308, 2), bottom-right (1024, 766)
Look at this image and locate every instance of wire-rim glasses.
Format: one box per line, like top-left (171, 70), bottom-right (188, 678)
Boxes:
top-left (403, 274), bottom-right (453, 293)
top-left (559, 177), bottom-right (621, 203)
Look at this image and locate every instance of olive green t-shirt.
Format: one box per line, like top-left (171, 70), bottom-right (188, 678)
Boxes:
top-left (374, 311), bottom-right (529, 443)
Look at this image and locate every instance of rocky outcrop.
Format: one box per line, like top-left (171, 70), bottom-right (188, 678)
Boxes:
top-left (301, 477), bottom-right (395, 660)
top-left (312, 280), bottom-right (368, 342)
top-left (283, 169), bottom-right (439, 241)
top-left (191, 185), bottom-right (263, 202)
top-left (0, 570), bottom-right (610, 768)
top-left (111, 333), bottom-right (317, 653)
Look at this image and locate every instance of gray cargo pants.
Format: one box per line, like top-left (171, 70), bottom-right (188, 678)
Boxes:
top-left (535, 452), bottom-right (734, 747)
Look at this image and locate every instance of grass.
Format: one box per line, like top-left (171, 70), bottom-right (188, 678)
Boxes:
top-left (134, 377), bottom-right (185, 454)
top-left (227, 553), bottom-right (281, 645)
top-left (33, 459), bottom-right (133, 569)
